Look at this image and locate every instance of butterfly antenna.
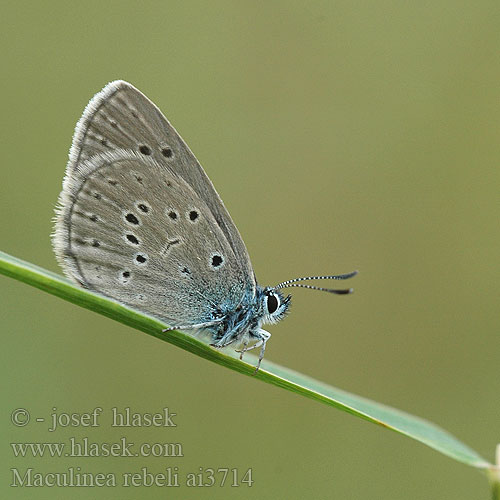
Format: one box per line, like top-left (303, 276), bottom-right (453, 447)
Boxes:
top-left (275, 270), bottom-right (358, 295)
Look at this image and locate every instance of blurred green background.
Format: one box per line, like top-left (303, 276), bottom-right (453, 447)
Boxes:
top-left (1, 1), bottom-right (499, 498)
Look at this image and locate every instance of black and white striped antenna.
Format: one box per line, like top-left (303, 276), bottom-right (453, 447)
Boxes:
top-left (274, 270), bottom-right (358, 295)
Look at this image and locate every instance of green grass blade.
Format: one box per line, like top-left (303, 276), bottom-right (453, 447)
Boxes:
top-left (0, 250), bottom-right (491, 469)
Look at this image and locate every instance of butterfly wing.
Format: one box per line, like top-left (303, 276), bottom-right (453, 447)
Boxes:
top-left (53, 82), bottom-right (255, 326)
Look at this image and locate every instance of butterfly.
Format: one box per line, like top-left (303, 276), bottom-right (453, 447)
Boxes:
top-left (52, 81), bottom-right (357, 372)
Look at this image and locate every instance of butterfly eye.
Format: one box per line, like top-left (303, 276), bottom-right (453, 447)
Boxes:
top-left (266, 293), bottom-right (279, 314)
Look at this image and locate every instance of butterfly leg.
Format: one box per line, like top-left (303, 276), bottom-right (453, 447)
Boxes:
top-left (236, 339), bottom-right (262, 359)
top-left (162, 320), bottom-right (221, 333)
top-left (254, 329), bottom-right (271, 374)
top-left (237, 339), bottom-right (249, 360)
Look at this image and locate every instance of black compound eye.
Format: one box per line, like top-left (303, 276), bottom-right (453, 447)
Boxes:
top-left (267, 294), bottom-right (279, 315)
